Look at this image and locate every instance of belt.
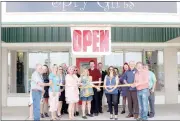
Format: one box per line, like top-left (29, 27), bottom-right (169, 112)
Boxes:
top-left (32, 89), bottom-right (41, 92)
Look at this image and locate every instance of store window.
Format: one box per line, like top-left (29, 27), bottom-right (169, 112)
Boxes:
top-left (28, 52), bottom-right (48, 92)
top-left (8, 52), bottom-right (11, 93)
top-left (144, 50), bottom-right (164, 92)
top-left (177, 52), bottom-right (180, 91)
top-left (8, 51), bottom-right (27, 93)
top-left (50, 52), bottom-right (70, 67)
top-left (156, 51), bottom-right (164, 92)
top-left (8, 51), bottom-right (70, 94)
top-left (125, 51), bottom-right (142, 63)
top-left (105, 52), bottom-right (123, 73)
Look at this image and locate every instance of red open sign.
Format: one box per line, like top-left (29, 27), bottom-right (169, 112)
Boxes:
top-left (71, 28), bottom-right (111, 55)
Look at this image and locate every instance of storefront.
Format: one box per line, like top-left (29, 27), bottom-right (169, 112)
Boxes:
top-left (1, 1), bottom-right (180, 107)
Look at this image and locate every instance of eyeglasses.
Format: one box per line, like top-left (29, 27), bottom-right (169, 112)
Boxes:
top-left (109, 68), bottom-right (114, 71)
top-left (59, 69), bottom-right (63, 70)
top-left (74, 70), bottom-right (77, 71)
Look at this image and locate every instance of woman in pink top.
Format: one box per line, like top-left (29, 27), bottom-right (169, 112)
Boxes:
top-left (65, 66), bottom-right (80, 120)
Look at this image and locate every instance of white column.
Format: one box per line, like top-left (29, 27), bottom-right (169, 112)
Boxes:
top-left (164, 47), bottom-right (178, 104)
top-left (10, 51), bottom-right (17, 93)
top-left (2, 48), bottom-right (8, 106)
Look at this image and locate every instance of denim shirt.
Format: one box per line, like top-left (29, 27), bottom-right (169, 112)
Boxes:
top-left (104, 76), bottom-right (118, 94)
top-left (124, 69), bottom-right (137, 91)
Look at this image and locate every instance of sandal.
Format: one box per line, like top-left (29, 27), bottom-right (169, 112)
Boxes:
top-left (57, 114), bottom-right (62, 118)
top-left (28, 117), bottom-right (33, 120)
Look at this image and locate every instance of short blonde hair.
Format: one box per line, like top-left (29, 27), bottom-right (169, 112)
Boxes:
top-left (67, 66), bottom-right (75, 73)
top-left (82, 67), bottom-right (89, 76)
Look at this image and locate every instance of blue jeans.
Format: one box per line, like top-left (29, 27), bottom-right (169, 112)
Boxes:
top-left (148, 91), bottom-right (155, 116)
top-left (32, 90), bottom-right (42, 121)
top-left (137, 88), bottom-right (149, 120)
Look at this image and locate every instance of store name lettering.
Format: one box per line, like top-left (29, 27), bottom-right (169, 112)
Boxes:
top-left (52, 2), bottom-right (135, 11)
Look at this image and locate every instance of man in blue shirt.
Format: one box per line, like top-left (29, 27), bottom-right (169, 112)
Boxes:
top-left (143, 64), bottom-right (157, 118)
top-left (31, 64), bottom-right (50, 121)
top-left (124, 61), bottom-right (139, 119)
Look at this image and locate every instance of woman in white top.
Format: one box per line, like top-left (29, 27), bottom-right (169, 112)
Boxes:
top-left (65, 66), bottom-right (80, 120)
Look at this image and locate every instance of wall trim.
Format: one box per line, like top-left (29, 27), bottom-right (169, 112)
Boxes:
top-left (2, 42), bottom-right (180, 49)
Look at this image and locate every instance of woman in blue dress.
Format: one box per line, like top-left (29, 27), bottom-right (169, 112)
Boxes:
top-left (119, 63), bottom-right (130, 114)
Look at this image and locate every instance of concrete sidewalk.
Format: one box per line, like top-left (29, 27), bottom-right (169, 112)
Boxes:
top-left (2, 104), bottom-right (180, 120)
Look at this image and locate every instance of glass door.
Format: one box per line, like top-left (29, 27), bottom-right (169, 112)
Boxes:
top-left (28, 52), bottom-right (48, 93)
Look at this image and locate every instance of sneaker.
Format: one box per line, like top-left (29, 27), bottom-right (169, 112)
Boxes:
top-left (126, 114), bottom-right (133, 118)
top-left (76, 111), bottom-right (79, 116)
top-left (147, 112), bottom-right (150, 116)
top-left (41, 114), bottom-right (44, 118)
top-left (99, 110), bottom-right (103, 113)
top-left (86, 114), bottom-right (93, 117)
top-left (121, 110), bottom-right (125, 114)
top-left (110, 114), bottom-right (113, 119)
top-left (114, 115), bottom-right (118, 120)
top-left (94, 113), bottom-right (98, 116)
top-left (149, 114), bottom-right (154, 118)
top-left (82, 116), bottom-right (87, 119)
top-left (44, 113), bottom-right (49, 117)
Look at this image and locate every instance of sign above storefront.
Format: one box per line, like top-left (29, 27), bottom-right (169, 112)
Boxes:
top-left (6, 2), bottom-right (177, 13)
top-left (71, 27), bottom-right (111, 55)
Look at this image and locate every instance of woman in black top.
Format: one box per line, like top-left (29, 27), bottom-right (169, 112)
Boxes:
top-left (57, 66), bottom-right (66, 117)
top-left (114, 68), bottom-right (121, 105)
top-left (41, 65), bottom-right (50, 118)
top-left (74, 66), bottom-right (80, 116)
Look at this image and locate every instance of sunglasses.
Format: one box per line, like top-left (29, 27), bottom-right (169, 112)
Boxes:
top-left (74, 70), bottom-right (77, 71)
top-left (109, 68), bottom-right (114, 71)
top-left (59, 69), bottom-right (63, 70)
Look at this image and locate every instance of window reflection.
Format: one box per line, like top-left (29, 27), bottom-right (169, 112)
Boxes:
top-left (125, 52), bottom-right (142, 63)
top-left (157, 51), bottom-right (164, 92)
top-left (105, 52), bottom-right (123, 73)
top-left (50, 52), bottom-right (69, 66)
top-left (144, 50), bottom-right (164, 92)
top-left (8, 52), bottom-right (11, 93)
top-left (8, 51), bottom-right (27, 93)
top-left (28, 52), bottom-right (48, 92)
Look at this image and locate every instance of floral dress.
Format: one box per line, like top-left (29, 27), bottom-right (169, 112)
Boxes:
top-left (80, 76), bottom-right (94, 98)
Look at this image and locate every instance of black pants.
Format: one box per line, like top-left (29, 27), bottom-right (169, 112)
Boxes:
top-left (106, 93), bottom-right (118, 115)
top-left (99, 87), bottom-right (104, 112)
top-left (91, 88), bottom-right (100, 114)
top-left (61, 91), bottom-right (68, 113)
top-left (118, 90), bottom-right (120, 104)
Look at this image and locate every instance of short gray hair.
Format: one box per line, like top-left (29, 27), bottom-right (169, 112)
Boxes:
top-left (143, 63), bottom-right (148, 67)
top-left (136, 61), bottom-right (143, 65)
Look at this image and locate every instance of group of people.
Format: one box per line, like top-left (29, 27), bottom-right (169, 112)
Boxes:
top-left (29, 60), bottom-right (156, 121)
